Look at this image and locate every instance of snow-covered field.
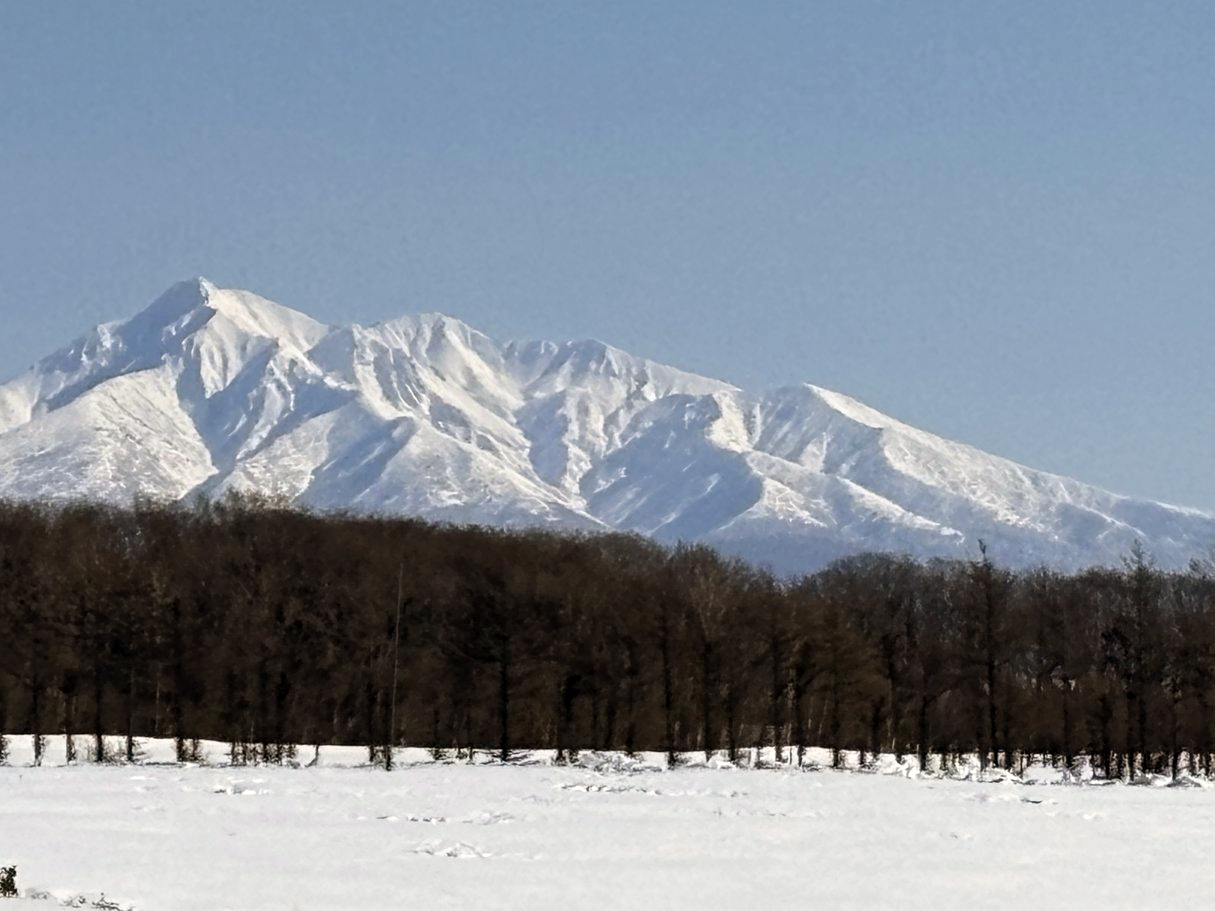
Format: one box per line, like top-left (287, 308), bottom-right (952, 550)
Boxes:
top-left (1, 737), bottom-right (1211, 910)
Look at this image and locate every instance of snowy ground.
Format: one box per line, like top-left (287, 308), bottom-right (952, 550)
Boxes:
top-left (1, 737), bottom-right (1212, 910)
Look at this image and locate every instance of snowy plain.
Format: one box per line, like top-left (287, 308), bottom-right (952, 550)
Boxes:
top-left (1, 737), bottom-right (1211, 910)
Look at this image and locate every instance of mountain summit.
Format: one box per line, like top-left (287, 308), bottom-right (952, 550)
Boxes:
top-left (2, 279), bottom-right (1212, 574)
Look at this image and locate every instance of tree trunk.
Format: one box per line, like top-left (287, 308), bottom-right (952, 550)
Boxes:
top-left (29, 673), bottom-right (44, 767)
top-left (724, 685), bottom-right (737, 764)
top-left (917, 693), bottom-right (930, 774)
top-left (555, 675), bottom-right (576, 763)
top-left (125, 667), bottom-right (137, 763)
top-left (1125, 690), bottom-right (1137, 779)
top-left (700, 641), bottom-right (714, 762)
top-left (791, 681), bottom-right (807, 767)
top-left (1061, 684), bottom-right (1073, 771)
top-left (601, 688), bottom-right (617, 752)
top-left (770, 636), bottom-right (785, 764)
top-left (660, 612), bottom-right (676, 768)
top-left (64, 688), bottom-right (77, 764)
top-left (497, 637), bottom-right (511, 763)
top-left (364, 651), bottom-right (378, 765)
top-left (92, 663), bottom-right (105, 763)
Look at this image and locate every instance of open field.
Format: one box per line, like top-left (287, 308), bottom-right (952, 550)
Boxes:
top-left (1, 737), bottom-right (1212, 910)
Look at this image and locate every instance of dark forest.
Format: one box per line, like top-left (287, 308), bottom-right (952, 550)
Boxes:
top-left (2, 496), bottom-right (1214, 779)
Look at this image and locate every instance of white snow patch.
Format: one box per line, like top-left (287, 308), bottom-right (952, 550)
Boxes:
top-left (1, 739), bottom-right (1213, 910)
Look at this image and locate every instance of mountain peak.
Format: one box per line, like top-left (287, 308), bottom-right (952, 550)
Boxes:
top-left (127, 278), bottom-right (326, 341)
top-left (194, 283), bottom-right (330, 352)
top-left (3, 280), bottom-right (1214, 575)
top-left (128, 277), bottom-right (213, 328)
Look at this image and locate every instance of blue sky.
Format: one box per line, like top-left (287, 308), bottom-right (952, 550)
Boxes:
top-left (3, 2), bottom-right (1215, 510)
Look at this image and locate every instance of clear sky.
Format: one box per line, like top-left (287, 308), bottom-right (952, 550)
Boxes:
top-left (3, 2), bottom-right (1214, 510)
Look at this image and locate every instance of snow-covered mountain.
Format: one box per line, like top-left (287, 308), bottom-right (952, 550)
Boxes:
top-left (3, 278), bottom-right (1212, 574)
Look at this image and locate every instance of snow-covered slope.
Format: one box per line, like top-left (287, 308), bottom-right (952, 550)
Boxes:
top-left (2, 278), bottom-right (1212, 574)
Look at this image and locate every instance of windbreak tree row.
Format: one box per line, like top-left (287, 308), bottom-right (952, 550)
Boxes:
top-left (1, 497), bottom-right (1214, 778)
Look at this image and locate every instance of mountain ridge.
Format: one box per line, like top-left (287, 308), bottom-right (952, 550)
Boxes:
top-left (2, 278), bottom-right (1211, 574)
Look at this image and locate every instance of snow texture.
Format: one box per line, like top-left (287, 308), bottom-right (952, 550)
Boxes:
top-left (0, 737), bottom-right (1212, 910)
top-left (2, 278), bottom-right (1213, 574)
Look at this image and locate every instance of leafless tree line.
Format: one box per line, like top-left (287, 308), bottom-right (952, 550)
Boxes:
top-left (1, 496), bottom-right (1214, 778)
